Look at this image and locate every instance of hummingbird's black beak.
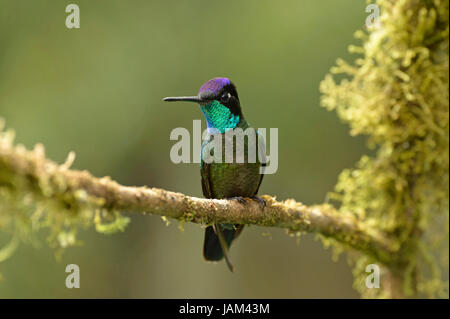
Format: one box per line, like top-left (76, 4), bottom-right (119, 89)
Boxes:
top-left (162, 96), bottom-right (204, 103)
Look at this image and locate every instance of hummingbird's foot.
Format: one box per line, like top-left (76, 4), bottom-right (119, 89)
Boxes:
top-left (251, 196), bottom-right (266, 210)
top-left (229, 196), bottom-right (247, 205)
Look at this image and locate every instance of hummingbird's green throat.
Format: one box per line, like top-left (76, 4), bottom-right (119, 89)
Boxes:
top-left (201, 100), bottom-right (240, 133)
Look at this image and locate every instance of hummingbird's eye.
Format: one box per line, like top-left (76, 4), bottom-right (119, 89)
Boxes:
top-left (221, 92), bottom-right (231, 103)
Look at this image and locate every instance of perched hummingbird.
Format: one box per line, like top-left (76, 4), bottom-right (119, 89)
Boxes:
top-left (163, 77), bottom-right (265, 272)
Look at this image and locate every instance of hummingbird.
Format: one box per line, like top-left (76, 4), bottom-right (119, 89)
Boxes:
top-left (163, 77), bottom-right (265, 272)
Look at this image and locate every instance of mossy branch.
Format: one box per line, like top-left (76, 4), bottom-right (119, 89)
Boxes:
top-left (0, 127), bottom-right (397, 266)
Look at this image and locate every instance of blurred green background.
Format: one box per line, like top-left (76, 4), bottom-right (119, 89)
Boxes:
top-left (0, 0), bottom-right (369, 298)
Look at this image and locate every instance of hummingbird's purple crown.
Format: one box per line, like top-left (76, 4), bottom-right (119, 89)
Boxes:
top-left (198, 77), bottom-right (231, 95)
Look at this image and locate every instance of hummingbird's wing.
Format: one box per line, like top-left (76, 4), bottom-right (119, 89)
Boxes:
top-left (254, 162), bottom-right (265, 196)
top-left (200, 138), bottom-right (214, 199)
top-left (253, 129), bottom-right (266, 196)
top-left (201, 162), bottom-right (213, 199)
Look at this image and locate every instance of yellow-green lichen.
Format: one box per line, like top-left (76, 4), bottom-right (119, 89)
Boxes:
top-left (320, 0), bottom-right (449, 298)
top-left (0, 121), bottom-right (130, 268)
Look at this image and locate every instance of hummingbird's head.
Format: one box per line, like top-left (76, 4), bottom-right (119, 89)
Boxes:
top-left (163, 77), bottom-right (243, 133)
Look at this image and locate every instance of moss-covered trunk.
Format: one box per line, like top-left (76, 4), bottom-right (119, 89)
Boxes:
top-left (321, 0), bottom-right (449, 298)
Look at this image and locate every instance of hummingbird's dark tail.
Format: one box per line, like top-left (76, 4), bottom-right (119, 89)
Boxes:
top-left (203, 224), bottom-right (243, 272)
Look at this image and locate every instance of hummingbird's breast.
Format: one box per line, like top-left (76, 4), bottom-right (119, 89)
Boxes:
top-left (200, 127), bottom-right (264, 199)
